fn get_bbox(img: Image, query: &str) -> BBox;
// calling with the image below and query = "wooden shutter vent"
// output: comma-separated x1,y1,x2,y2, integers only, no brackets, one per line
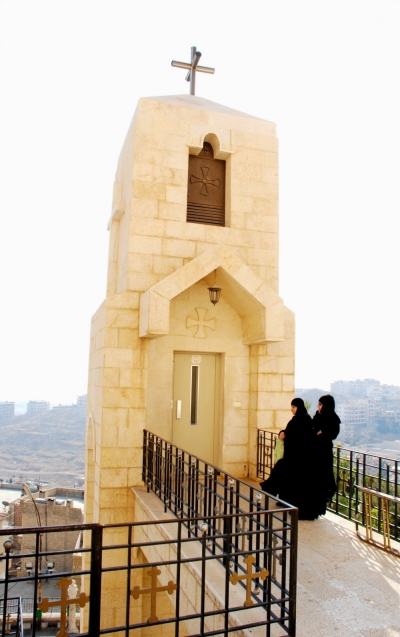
187,142,225,226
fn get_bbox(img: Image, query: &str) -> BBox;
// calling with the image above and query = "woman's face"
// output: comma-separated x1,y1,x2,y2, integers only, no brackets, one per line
290,405,297,415
318,402,323,412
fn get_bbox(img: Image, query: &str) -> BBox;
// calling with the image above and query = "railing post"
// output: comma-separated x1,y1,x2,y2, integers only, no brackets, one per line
355,457,360,527
335,446,341,514
1,540,13,637
88,524,102,637
288,508,298,636
200,522,208,636
269,431,274,475
395,460,399,542
142,430,147,484
348,450,354,519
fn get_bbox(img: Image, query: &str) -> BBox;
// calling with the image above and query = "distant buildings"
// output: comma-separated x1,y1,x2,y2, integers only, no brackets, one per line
0,396,87,418
77,394,87,409
336,398,368,442
331,378,381,398
0,401,15,420
27,400,50,415
331,378,400,442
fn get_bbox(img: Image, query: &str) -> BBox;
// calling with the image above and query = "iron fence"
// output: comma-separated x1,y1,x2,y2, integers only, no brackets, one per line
0,597,23,637
257,430,278,481
257,429,400,541
0,431,298,637
1,515,297,637
143,430,298,635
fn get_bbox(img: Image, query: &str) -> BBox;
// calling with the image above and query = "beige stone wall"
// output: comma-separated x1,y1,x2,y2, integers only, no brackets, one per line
85,95,295,527
146,279,250,473
108,96,280,298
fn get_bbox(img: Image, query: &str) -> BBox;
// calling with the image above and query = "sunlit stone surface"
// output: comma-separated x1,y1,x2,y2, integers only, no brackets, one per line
296,512,400,636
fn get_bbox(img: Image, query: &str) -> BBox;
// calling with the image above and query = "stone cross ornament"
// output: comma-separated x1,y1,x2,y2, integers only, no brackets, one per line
171,46,215,95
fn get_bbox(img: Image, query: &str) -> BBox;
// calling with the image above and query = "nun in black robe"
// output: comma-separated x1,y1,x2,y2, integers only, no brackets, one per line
260,398,315,519
311,394,341,517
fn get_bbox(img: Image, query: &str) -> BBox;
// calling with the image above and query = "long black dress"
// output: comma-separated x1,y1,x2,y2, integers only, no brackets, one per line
311,410,341,516
260,412,315,519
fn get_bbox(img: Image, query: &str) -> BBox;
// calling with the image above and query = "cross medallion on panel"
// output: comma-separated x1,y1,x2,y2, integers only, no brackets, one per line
190,166,220,196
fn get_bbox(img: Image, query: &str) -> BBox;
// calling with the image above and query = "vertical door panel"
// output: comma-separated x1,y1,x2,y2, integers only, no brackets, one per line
172,353,216,464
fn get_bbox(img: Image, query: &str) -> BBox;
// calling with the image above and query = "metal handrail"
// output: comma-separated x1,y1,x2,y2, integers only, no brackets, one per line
0,432,299,637
143,429,298,635
355,484,400,555
0,597,23,637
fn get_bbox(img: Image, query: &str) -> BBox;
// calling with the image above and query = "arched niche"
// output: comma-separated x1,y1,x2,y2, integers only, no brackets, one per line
187,138,226,226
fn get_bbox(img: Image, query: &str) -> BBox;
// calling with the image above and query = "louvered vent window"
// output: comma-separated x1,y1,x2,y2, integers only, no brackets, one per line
187,142,225,226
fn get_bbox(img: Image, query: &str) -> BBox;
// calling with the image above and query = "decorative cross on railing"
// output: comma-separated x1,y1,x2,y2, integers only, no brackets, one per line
190,166,220,196
0,613,11,634
131,566,178,624
182,479,188,504
271,536,283,582
229,554,268,607
214,502,222,532
171,46,215,95
197,485,205,516
186,308,215,338
38,577,89,637
239,515,247,552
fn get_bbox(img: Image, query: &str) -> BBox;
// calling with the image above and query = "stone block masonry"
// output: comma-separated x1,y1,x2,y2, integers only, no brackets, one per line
85,94,295,534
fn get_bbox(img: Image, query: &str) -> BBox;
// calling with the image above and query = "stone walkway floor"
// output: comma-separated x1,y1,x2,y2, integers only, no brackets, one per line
296,511,400,636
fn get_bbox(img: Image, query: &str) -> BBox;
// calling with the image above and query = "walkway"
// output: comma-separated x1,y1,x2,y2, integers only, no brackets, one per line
296,512,400,636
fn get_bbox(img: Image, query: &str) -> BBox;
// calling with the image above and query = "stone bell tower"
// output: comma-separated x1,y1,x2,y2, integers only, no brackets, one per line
85,93,295,526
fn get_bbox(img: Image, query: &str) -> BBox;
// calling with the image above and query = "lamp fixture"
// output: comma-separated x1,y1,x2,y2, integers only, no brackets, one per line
208,287,221,305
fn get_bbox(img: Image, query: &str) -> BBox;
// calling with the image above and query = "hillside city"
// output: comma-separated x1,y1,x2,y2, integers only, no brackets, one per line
1,379,400,489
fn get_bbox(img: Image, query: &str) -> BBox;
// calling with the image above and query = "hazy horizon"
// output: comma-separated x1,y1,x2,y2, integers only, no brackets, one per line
5,376,400,408
1,1,400,401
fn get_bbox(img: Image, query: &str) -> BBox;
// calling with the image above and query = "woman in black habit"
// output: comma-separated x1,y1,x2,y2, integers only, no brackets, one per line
260,398,315,519
312,394,341,517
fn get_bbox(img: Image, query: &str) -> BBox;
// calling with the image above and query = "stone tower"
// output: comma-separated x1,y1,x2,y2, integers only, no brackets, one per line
85,94,295,526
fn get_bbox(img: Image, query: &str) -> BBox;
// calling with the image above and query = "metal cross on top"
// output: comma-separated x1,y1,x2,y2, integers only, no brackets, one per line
171,46,215,95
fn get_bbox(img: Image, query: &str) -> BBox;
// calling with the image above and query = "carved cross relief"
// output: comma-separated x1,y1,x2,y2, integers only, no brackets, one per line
190,166,220,196
186,308,215,338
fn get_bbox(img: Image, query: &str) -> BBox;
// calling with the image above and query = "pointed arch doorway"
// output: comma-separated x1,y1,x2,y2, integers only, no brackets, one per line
172,352,221,465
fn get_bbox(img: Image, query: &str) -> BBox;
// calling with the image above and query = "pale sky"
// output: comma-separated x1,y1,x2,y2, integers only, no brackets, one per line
0,0,399,404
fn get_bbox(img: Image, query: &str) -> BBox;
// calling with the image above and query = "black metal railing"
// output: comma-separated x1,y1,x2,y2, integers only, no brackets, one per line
143,430,298,635
1,515,296,637
0,598,23,637
257,429,278,480
257,429,400,541
0,432,298,637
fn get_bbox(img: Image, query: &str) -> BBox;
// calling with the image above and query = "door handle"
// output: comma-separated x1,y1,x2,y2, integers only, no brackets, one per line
176,400,182,419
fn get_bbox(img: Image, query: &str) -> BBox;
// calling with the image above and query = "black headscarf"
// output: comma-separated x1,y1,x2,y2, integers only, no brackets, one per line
319,395,336,412
291,397,308,416
316,394,340,441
